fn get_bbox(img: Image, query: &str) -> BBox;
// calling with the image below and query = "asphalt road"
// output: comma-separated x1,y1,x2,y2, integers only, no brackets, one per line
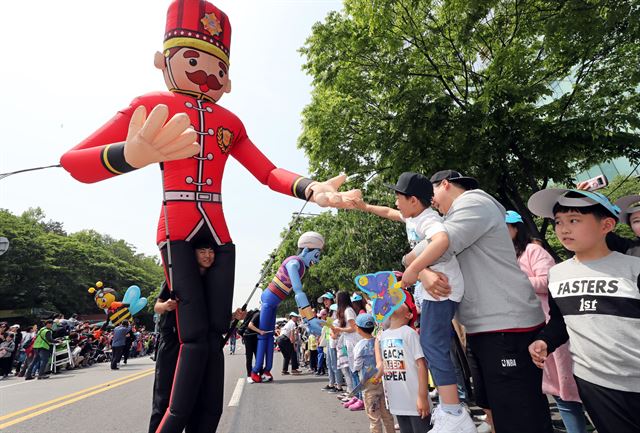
0,345,571,433
0,346,370,433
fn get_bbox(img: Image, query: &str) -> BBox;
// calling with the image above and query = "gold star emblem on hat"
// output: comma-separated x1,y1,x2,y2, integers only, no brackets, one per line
201,12,222,36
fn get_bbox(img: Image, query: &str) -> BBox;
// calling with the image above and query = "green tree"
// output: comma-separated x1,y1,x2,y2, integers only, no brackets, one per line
0,208,164,322
299,0,640,243
258,182,409,315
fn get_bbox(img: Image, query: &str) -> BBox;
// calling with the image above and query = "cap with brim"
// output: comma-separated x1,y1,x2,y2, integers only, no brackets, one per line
402,289,419,329
289,312,300,318
317,292,335,303
505,210,523,224
615,195,640,225
528,189,620,219
351,293,363,302
384,172,433,202
355,313,375,329
329,304,337,311
429,170,479,190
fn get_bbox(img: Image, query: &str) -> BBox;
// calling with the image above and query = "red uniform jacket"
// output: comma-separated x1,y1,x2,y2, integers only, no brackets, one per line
61,91,311,245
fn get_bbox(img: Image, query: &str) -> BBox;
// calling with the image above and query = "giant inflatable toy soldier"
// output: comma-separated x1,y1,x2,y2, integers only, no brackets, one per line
251,231,325,383
60,1,358,432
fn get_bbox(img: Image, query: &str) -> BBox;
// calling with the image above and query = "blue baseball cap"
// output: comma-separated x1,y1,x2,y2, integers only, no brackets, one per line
528,189,620,220
351,293,363,302
355,313,375,329
505,210,523,224
329,303,337,312
317,292,335,303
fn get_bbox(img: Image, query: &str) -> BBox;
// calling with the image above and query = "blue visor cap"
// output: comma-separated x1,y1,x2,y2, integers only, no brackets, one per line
351,293,363,302
317,292,335,303
528,189,620,220
355,313,375,329
505,210,523,224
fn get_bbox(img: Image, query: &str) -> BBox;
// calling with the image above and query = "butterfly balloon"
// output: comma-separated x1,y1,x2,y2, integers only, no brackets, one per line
354,271,406,323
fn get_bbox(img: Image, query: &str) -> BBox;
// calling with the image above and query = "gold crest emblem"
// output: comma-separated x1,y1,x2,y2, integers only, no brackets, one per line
217,128,233,154
201,12,222,36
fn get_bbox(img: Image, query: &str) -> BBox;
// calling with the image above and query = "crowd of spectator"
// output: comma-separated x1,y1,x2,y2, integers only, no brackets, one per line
0,313,158,380
233,172,640,433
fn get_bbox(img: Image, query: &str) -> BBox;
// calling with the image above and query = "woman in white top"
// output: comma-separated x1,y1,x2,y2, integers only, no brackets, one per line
332,291,362,406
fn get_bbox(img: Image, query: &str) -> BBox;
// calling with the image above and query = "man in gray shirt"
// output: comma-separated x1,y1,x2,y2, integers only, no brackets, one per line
417,170,551,433
110,321,132,370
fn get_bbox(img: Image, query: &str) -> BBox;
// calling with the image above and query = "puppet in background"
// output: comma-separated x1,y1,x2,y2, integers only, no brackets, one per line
60,1,359,431
250,232,325,384
88,281,148,328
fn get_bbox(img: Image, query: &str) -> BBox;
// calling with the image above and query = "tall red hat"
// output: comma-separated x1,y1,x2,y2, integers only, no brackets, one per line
163,0,232,65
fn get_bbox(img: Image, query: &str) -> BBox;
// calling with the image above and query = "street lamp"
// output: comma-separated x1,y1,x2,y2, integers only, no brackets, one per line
0,237,9,256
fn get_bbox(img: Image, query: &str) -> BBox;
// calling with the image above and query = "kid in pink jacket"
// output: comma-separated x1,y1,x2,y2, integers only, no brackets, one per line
506,211,587,433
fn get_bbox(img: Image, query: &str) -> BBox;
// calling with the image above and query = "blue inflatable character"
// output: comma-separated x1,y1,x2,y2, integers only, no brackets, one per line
250,231,325,383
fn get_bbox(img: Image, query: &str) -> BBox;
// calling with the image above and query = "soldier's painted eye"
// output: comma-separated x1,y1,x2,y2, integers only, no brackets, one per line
219,70,225,78
189,59,197,67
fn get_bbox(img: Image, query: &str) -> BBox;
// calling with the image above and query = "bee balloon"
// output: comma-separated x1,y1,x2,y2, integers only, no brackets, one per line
88,281,148,327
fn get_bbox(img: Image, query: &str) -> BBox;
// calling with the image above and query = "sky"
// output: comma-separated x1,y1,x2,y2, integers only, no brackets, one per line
0,0,343,308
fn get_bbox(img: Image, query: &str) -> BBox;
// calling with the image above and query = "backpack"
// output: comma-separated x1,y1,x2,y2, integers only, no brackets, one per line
24,336,36,357
237,310,257,337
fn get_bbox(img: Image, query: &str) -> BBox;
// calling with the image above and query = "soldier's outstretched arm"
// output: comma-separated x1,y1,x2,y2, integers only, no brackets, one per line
61,103,199,183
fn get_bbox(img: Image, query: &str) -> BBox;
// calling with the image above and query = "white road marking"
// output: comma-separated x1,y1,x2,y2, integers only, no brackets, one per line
227,378,244,407
0,380,35,390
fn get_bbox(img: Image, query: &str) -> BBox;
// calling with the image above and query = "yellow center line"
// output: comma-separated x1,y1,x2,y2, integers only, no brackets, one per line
0,368,154,430
0,368,153,421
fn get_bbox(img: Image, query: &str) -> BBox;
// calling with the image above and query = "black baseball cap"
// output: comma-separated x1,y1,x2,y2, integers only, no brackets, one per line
430,170,479,190
385,172,433,202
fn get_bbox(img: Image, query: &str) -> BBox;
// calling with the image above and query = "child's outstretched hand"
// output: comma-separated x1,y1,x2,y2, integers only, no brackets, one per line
352,196,369,211
528,340,548,369
416,395,430,419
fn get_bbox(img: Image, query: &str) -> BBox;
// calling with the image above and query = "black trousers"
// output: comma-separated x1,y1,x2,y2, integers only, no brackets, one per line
309,349,318,371
148,331,179,433
467,329,553,433
575,375,640,433
0,356,12,376
156,241,235,433
278,337,298,372
243,336,258,377
111,346,124,369
123,341,133,363
396,415,432,433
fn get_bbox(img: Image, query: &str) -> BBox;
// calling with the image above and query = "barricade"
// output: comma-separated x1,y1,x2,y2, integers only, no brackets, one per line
49,338,74,373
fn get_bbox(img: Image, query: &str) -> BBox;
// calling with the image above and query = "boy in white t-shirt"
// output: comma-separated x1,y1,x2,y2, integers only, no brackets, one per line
356,172,475,433
375,290,430,433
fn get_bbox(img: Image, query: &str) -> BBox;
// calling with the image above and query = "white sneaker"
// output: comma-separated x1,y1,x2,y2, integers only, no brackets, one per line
476,421,492,433
430,406,477,433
